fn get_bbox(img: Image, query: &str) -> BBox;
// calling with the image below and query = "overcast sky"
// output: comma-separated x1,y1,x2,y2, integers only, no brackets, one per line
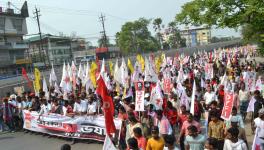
4,0,240,45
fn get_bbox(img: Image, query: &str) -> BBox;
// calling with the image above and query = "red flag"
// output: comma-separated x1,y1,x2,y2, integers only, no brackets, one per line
96,75,116,135
22,67,32,88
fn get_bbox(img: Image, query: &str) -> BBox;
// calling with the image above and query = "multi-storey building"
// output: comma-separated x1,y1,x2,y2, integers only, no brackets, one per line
0,1,29,76
180,27,211,47
27,34,87,66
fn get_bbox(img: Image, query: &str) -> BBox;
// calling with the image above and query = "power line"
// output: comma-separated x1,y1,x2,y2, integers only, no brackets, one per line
99,13,108,49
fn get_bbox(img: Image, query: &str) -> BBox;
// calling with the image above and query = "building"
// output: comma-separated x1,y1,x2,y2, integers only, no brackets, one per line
27,34,87,66
0,1,29,76
180,27,211,47
96,47,121,60
73,49,95,64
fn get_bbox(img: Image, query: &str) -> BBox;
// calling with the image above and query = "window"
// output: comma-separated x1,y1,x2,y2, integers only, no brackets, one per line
0,17,4,30
12,19,23,32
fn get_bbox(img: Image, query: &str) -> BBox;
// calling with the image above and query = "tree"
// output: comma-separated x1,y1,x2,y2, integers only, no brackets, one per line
166,21,186,48
176,0,264,52
116,18,159,54
153,18,163,49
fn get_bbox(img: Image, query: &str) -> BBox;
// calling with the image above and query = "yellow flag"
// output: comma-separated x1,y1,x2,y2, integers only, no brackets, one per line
90,61,97,88
136,54,145,71
127,58,134,74
109,61,113,76
34,68,41,92
155,56,162,73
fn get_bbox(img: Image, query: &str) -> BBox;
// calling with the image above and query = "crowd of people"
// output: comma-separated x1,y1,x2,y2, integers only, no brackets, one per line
0,46,264,150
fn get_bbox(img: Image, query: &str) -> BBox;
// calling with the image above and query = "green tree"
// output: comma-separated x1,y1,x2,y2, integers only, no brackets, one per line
166,21,186,48
176,0,264,52
116,18,159,54
153,18,163,49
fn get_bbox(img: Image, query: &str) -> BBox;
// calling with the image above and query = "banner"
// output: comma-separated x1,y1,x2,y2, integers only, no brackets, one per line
22,110,122,141
163,78,171,94
221,92,234,120
135,82,145,111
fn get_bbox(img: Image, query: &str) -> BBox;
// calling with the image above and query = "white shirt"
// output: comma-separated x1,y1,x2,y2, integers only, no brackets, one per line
87,102,97,114
39,104,49,115
73,100,87,113
80,100,88,112
62,106,67,116
204,92,216,105
254,117,264,143
223,139,247,150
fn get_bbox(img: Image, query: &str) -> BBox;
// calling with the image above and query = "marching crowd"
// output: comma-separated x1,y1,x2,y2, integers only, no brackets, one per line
1,46,264,150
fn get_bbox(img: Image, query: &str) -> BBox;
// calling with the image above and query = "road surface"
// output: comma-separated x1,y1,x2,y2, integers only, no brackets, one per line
0,131,103,150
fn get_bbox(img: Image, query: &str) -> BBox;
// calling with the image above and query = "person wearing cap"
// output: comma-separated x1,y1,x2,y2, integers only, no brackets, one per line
146,126,165,150
225,107,244,129
253,108,264,149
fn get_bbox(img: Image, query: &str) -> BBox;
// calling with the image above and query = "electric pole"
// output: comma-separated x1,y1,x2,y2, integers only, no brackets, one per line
99,13,108,49
33,7,50,67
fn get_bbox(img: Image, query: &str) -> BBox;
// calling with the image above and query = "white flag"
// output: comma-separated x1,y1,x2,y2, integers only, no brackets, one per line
190,80,196,115
49,63,57,86
77,63,84,85
120,58,129,88
150,84,163,110
42,76,49,100
103,135,117,150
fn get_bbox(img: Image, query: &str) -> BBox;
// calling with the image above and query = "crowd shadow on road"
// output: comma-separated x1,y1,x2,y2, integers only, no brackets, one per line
0,136,14,140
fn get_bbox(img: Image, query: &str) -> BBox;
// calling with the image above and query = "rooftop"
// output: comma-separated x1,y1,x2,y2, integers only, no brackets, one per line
25,34,71,42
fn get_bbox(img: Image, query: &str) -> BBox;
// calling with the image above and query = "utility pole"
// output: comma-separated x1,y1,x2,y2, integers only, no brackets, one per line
99,13,108,49
33,7,50,67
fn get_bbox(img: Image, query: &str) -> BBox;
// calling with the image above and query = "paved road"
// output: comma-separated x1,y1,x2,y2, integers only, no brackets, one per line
0,131,103,150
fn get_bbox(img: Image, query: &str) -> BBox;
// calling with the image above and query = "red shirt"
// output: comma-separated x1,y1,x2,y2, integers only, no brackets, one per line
164,108,178,125
178,113,188,127
136,136,147,150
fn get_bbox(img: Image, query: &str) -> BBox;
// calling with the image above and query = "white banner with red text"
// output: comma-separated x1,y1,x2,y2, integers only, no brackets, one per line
221,92,234,120
22,110,122,141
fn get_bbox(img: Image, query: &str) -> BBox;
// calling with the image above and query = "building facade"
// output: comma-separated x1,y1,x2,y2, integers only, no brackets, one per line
180,27,211,47
0,1,29,76
27,34,87,66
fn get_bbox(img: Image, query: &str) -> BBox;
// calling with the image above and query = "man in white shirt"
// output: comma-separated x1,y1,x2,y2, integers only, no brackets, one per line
73,97,87,115
203,86,217,106
87,96,97,116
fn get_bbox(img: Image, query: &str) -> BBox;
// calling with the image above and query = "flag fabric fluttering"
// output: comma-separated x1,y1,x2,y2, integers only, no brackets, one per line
150,84,163,110
103,134,117,150
96,75,116,135
49,63,57,86
136,54,145,71
42,76,49,100
127,58,134,74
22,67,32,88
34,68,41,93
109,61,114,76
60,62,72,93
190,80,196,115
120,58,129,88
90,61,98,88
71,61,77,90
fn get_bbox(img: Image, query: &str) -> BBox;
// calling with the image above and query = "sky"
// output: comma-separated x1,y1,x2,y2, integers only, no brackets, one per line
3,0,240,46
